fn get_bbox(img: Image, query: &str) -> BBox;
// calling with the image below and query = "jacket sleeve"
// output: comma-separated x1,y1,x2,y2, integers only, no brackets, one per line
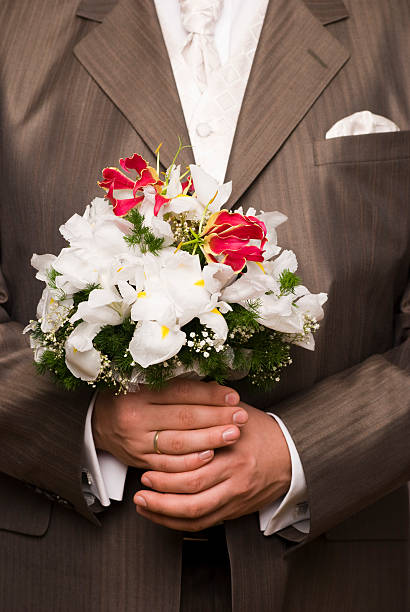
273,278,410,544
0,267,97,523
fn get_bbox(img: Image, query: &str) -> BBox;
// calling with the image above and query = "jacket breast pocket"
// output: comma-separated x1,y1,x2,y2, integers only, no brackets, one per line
312,130,410,166
0,472,52,537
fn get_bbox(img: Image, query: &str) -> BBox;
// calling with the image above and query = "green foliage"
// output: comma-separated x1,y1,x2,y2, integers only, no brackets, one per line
245,329,291,390
279,269,302,296
35,349,83,391
46,267,62,290
124,208,164,254
225,301,261,333
93,318,136,375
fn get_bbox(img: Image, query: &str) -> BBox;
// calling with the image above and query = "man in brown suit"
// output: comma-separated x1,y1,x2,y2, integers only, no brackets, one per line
0,0,409,610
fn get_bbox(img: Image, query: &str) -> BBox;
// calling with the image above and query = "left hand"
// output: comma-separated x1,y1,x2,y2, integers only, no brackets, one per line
133,403,292,532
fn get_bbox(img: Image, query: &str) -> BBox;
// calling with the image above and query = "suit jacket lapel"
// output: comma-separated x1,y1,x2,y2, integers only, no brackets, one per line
74,0,194,169
74,0,349,203
226,0,350,207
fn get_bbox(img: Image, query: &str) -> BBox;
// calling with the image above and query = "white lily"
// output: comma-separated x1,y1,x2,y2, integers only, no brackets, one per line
292,291,328,350
70,287,127,325
166,165,232,220
129,321,186,368
161,250,216,326
199,301,231,343
37,287,73,333
202,262,236,294
130,288,177,328
60,199,131,254
31,253,57,283
221,261,274,303
52,248,99,294
137,186,175,245
189,165,232,213
65,322,102,381
164,164,183,198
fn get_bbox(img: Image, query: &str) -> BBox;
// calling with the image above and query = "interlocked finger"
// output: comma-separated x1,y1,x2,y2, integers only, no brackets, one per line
141,459,229,494
142,450,215,473
149,425,240,455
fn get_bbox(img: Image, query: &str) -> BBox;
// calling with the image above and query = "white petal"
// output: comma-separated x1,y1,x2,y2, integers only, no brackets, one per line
65,322,102,381
164,164,183,198
70,288,124,325
167,195,203,218
162,251,211,325
149,215,174,245
189,165,232,211
31,253,57,282
293,332,316,351
202,263,236,294
199,308,228,342
65,346,101,381
296,292,328,321
271,250,298,276
221,262,273,302
130,290,176,327
129,321,186,367
59,213,93,244
38,289,73,332
66,322,102,351
117,280,138,305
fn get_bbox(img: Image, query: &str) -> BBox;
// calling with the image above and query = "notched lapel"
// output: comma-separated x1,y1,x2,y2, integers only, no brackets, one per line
226,0,350,207
74,0,194,169
76,0,118,22
304,0,349,26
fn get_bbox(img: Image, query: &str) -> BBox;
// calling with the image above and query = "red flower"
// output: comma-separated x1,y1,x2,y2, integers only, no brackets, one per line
98,153,170,216
201,211,267,272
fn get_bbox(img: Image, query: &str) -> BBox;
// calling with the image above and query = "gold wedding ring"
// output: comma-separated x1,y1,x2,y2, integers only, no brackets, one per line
153,430,162,454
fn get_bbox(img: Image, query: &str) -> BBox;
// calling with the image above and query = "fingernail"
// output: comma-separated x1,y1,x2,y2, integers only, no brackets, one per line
141,475,153,488
225,392,239,405
233,410,248,425
134,495,147,507
222,427,238,442
199,450,213,461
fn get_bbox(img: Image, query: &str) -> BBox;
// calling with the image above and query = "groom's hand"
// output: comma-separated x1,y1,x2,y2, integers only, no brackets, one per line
133,403,292,531
92,381,248,472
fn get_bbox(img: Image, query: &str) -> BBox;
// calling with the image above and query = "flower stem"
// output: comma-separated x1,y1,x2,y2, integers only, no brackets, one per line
198,190,218,235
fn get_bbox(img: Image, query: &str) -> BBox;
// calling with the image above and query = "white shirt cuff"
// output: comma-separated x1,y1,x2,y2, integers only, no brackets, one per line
259,413,310,536
82,392,128,507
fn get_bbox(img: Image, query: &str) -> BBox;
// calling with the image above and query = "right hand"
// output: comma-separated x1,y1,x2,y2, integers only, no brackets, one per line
92,380,248,473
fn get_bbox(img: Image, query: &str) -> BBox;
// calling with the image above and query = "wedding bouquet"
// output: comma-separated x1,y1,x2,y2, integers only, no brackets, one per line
25,143,327,393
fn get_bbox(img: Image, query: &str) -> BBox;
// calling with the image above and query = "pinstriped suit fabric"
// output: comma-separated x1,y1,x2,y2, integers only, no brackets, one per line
0,0,409,610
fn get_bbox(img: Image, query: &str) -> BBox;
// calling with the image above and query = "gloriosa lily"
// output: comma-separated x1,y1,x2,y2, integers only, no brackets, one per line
99,153,169,217
201,211,267,272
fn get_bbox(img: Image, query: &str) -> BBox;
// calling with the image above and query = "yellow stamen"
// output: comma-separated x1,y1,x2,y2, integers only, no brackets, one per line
73,348,78,353
211,308,222,316
194,279,205,287
117,267,123,272
155,142,163,155
49,297,55,304
137,290,147,298
255,262,266,274
161,325,170,339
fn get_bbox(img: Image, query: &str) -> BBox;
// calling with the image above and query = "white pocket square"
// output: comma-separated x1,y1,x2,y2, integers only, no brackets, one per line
326,110,400,139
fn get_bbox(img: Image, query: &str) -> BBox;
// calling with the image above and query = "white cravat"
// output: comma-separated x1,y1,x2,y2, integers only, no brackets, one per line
82,0,310,537
180,0,223,92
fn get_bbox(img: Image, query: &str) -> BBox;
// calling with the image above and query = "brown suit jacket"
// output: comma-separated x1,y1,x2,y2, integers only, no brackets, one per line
0,0,409,610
